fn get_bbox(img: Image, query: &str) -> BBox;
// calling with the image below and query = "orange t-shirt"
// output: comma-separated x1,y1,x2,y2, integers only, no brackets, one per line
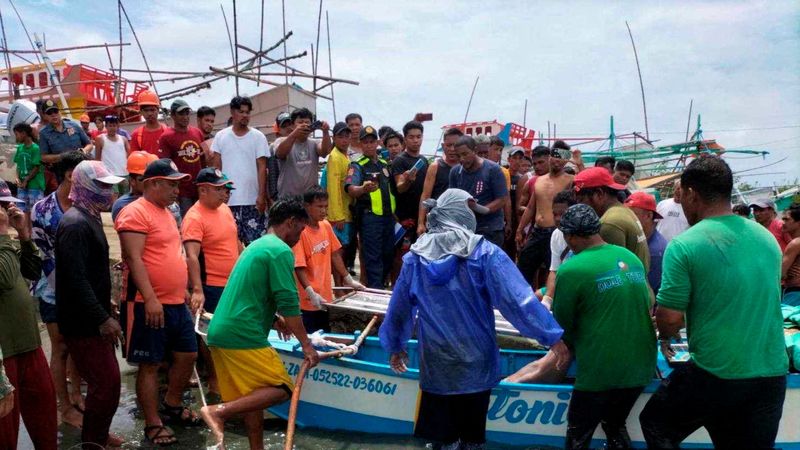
181,202,239,287
115,197,188,305
292,220,342,311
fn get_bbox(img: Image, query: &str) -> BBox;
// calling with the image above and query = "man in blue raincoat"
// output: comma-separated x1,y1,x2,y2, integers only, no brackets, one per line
379,188,563,450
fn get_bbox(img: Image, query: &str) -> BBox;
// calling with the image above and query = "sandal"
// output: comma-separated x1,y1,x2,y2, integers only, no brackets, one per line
160,402,202,427
144,425,177,447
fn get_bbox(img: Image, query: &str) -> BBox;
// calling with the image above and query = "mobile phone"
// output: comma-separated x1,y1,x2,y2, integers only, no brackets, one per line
412,158,426,172
369,172,379,182
310,120,323,131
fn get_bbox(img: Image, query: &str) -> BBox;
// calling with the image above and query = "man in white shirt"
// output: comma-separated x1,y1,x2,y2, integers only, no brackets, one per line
541,189,576,309
656,180,689,241
210,96,269,245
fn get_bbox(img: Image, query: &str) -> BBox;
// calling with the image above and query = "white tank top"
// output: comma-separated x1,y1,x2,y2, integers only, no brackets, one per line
100,134,128,176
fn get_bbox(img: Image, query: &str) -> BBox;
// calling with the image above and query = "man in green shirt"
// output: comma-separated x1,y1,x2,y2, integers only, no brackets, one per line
202,197,319,450
574,166,650,272
12,123,45,216
552,204,655,449
640,156,788,449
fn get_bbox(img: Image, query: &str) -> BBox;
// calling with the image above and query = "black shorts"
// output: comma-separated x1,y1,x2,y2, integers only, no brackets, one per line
38,298,57,324
202,285,225,314
127,303,198,364
414,389,491,445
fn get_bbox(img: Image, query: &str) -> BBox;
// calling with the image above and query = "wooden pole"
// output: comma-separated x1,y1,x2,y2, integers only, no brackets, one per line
625,21,650,140
117,0,123,105
326,10,337,122
233,0,239,96
209,66,334,101
281,0,288,85
220,4,236,73
119,0,160,98
684,99,693,143
462,76,479,125
0,42,131,54
7,0,39,64
257,0,264,86
240,71,357,86
313,0,323,92
0,5,15,100
523,99,528,128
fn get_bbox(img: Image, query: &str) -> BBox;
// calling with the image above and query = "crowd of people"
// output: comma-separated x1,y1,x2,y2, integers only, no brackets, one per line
0,89,793,450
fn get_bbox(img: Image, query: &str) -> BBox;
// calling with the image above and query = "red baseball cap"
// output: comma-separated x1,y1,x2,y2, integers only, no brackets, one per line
573,166,626,192
625,191,663,219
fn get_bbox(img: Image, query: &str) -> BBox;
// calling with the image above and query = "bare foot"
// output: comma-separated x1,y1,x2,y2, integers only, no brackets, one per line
200,405,225,449
106,432,124,449
60,405,83,429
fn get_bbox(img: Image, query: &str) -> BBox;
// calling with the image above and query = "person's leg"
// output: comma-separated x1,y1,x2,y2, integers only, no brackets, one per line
564,389,606,450
128,303,170,431
599,386,645,449
456,390,492,447
137,364,163,426
243,410,265,450
16,348,58,450
359,214,384,289
163,305,199,410
414,390,460,446
0,353,21,449
65,335,121,448
380,216,396,285
199,285,223,397
201,386,289,448
516,228,552,286
42,310,83,428
639,364,709,449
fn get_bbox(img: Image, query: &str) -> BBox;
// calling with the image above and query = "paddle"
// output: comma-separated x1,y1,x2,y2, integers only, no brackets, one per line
284,314,380,450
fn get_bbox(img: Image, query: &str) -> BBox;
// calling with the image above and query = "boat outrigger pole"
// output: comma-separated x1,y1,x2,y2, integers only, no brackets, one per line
33,32,72,119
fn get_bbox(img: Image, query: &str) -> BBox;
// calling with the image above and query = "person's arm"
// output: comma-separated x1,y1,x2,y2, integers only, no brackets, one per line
552,267,580,349
516,176,530,215
570,149,585,173
23,165,39,188
0,345,13,419
94,135,104,161
484,166,509,214
599,222,627,248
123,136,131,155
654,241,691,341
516,183,537,246
39,133,59,164
655,306,685,340
503,194,513,238
378,262,416,355
79,127,93,154
316,122,332,157
119,232,164,328
56,222,111,329
275,130,301,159
183,241,204,314
272,249,318,367
345,164,375,199
417,161,438,235
393,159,418,194
256,156,267,212
8,207,40,281
487,249,563,346
326,156,346,226
782,240,800,279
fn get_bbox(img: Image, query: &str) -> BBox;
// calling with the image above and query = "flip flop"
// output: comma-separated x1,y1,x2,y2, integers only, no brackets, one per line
144,425,177,447
160,403,202,427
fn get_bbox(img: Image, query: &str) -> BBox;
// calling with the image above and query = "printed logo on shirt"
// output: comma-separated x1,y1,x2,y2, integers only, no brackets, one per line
475,180,484,195
311,239,330,255
667,210,680,218
177,140,202,163
595,260,645,293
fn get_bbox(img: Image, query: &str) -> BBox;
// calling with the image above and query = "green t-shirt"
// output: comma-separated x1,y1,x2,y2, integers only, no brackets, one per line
600,205,650,272
554,244,656,391
657,214,789,379
206,234,301,350
13,143,45,191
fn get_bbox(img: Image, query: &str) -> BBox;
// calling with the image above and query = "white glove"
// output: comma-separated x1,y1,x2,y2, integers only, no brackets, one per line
309,330,346,350
305,286,326,309
541,295,553,311
343,275,365,291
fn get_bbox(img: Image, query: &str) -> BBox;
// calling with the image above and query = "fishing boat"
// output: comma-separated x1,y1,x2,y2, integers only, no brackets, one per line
262,331,800,449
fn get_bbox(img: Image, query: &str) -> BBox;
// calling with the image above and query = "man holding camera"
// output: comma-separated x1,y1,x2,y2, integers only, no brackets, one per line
274,107,332,197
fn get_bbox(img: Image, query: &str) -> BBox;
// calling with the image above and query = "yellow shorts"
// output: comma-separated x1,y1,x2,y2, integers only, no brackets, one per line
209,346,294,402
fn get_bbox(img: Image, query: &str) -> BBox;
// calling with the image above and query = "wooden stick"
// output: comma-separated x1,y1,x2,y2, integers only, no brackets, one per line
233,0,239,96
0,5,15,100
119,0,159,97
325,10,336,122
220,4,235,73
0,42,130,54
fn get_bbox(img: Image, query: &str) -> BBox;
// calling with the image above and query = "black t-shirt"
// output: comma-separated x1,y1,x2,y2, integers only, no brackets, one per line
390,152,428,222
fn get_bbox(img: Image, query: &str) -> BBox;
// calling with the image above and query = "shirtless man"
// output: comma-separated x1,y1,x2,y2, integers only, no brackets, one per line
516,146,551,219
516,146,574,286
781,205,800,306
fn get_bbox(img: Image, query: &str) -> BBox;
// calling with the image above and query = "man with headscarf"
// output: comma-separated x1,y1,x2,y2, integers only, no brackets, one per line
379,188,563,450
55,160,125,448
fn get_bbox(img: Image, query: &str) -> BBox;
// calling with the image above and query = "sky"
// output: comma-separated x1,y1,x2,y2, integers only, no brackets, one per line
9,0,800,188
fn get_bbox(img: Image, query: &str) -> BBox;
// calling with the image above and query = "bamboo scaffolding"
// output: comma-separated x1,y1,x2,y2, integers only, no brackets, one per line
0,42,131,54
119,0,159,97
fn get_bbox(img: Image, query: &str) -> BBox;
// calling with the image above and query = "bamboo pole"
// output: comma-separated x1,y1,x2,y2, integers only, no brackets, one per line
0,5,15,99
7,0,39,64
325,10,336,122
238,70,358,86
210,66,334,101
462,76,479,125
0,42,131,54
282,0,288,85
625,21,649,140
233,0,239,96
115,68,207,75
257,0,264,86
313,0,323,92
220,4,235,72
119,0,160,97
116,0,123,104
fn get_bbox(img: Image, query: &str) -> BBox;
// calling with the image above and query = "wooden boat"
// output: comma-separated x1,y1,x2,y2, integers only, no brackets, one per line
262,331,800,449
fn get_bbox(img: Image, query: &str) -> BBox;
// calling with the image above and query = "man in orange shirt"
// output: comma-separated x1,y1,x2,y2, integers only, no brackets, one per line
293,186,364,333
182,167,239,402
115,159,200,446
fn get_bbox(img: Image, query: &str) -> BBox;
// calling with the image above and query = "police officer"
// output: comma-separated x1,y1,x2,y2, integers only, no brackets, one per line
345,125,396,289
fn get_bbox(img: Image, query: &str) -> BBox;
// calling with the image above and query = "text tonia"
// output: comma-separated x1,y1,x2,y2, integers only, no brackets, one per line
487,389,571,425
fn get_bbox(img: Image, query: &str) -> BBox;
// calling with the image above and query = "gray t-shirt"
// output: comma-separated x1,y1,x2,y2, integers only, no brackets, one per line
275,137,320,197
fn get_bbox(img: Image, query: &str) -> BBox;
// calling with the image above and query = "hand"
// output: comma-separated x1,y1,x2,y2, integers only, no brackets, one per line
189,290,205,315
515,231,526,249
0,391,13,419
320,121,330,132
416,224,426,236
6,205,28,240
256,193,267,214
362,181,378,193
659,339,676,359
18,179,27,189
305,286,326,309
265,196,274,210
405,169,417,183
551,341,573,372
389,351,408,374
273,315,293,341
571,149,582,161
343,275,365,291
99,316,124,347
302,342,320,369
292,124,311,139
331,221,345,231
541,295,553,311
144,300,164,328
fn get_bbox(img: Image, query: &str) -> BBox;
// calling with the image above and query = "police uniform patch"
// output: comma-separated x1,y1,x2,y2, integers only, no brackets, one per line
382,168,389,177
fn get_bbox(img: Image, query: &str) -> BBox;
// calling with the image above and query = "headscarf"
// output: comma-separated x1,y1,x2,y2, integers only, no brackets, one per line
410,188,484,261
558,203,601,237
68,160,115,220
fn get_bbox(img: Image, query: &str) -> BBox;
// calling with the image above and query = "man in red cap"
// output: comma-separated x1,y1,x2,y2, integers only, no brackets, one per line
574,167,650,272
625,191,668,296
